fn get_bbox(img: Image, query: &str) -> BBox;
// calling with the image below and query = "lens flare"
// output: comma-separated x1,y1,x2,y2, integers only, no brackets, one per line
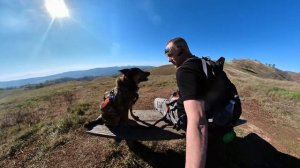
45,0,69,18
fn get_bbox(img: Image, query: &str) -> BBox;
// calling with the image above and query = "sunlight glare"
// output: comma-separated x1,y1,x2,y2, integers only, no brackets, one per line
45,0,69,18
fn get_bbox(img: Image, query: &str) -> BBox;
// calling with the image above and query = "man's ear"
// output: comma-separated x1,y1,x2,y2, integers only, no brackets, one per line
178,50,183,56
119,69,131,77
177,48,184,56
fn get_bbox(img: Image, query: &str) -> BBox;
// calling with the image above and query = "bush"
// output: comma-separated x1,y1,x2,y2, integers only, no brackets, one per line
70,102,91,115
57,117,74,134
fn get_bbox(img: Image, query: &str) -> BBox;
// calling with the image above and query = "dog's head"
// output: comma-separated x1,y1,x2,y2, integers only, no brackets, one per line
119,68,150,84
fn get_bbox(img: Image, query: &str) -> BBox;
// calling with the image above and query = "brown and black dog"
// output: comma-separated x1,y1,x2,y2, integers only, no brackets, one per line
84,68,150,129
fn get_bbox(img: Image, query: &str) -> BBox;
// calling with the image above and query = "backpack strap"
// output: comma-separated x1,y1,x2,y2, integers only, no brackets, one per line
201,58,208,78
182,56,209,78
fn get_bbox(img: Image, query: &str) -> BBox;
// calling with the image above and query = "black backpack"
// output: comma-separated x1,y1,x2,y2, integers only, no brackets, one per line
155,57,242,131
201,57,242,127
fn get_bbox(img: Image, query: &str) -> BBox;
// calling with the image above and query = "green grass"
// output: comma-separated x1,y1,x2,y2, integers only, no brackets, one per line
56,111,86,134
69,101,92,115
270,87,300,100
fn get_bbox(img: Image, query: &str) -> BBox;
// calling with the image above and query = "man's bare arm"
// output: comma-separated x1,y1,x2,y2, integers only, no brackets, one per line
184,100,208,168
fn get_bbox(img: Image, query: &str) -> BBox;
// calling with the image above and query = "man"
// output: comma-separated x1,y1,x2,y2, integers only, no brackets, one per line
165,37,208,168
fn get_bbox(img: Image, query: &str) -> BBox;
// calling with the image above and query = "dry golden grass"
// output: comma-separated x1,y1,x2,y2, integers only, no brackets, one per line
225,61,300,156
0,60,299,167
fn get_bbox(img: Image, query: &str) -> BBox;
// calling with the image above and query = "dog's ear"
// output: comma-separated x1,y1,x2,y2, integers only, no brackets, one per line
119,69,132,77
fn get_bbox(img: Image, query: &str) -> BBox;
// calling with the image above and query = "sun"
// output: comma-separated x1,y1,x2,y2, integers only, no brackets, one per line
45,0,69,18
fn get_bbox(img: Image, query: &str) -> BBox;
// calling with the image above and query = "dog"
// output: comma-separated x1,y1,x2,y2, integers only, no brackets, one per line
84,68,150,129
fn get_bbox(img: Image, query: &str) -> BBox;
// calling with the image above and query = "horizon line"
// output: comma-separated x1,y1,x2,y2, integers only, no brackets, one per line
0,64,159,82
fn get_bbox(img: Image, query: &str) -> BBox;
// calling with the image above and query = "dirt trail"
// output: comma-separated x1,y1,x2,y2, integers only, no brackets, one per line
242,122,271,141
239,100,300,158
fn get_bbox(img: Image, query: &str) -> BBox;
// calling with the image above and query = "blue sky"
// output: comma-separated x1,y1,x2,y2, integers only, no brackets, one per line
0,0,300,81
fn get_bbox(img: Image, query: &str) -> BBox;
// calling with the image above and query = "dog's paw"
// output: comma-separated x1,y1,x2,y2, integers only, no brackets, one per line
84,118,104,130
84,121,94,130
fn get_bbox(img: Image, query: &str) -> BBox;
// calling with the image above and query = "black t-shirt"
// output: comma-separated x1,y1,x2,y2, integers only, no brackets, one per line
176,56,208,114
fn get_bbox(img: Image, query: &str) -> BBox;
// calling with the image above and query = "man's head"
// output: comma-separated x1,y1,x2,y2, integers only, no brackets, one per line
165,37,192,68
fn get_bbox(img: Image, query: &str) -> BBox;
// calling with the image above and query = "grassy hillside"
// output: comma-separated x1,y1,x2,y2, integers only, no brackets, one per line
288,72,300,83
0,60,299,167
229,59,292,81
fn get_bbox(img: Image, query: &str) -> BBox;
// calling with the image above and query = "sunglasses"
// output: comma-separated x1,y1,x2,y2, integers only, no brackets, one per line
164,47,172,55
164,42,186,55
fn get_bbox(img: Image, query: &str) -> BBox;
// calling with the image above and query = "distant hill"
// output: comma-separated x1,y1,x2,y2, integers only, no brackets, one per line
227,59,294,81
0,66,154,88
1,58,299,89
149,64,176,75
287,71,300,83
152,59,300,83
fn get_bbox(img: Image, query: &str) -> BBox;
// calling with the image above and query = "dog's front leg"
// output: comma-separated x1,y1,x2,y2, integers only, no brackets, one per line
119,106,129,125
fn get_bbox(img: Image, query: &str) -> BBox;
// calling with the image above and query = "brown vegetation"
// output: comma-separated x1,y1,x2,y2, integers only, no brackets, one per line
0,59,299,167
